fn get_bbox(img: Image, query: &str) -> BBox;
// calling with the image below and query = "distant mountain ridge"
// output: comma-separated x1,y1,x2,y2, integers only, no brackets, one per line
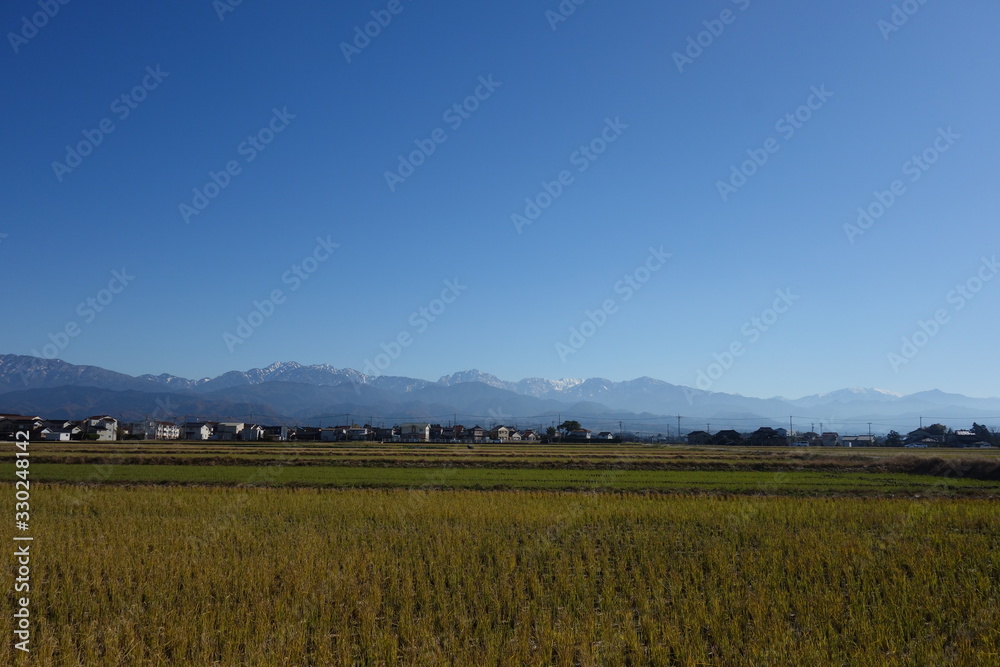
1,354,998,433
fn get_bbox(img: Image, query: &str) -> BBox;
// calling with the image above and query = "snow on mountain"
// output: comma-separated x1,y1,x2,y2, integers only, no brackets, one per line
436,370,508,390
4,355,1000,432
196,362,367,391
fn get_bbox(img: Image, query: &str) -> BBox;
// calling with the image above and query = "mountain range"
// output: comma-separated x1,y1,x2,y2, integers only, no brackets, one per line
1,354,998,435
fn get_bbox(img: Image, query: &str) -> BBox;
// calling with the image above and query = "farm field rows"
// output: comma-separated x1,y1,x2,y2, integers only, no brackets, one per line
3,485,997,665
11,441,999,496
6,441,998,664
10,463,1000,496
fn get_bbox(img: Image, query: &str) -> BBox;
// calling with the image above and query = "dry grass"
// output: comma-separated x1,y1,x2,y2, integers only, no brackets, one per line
3,484,998,665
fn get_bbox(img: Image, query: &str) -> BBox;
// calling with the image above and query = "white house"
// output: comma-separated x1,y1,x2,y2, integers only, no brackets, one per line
130,420,180,440
183,422,215,441
81,416,118,441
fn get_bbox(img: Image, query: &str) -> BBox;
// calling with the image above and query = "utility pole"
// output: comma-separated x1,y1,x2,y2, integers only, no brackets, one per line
619,420,623,441
707,423,711,435
677,415,681,439
868,422,872,441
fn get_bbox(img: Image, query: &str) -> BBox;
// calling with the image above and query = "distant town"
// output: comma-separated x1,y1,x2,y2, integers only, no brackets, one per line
1,413,996,448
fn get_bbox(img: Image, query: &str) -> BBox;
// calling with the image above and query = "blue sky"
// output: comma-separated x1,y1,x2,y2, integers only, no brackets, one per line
3,0,998,399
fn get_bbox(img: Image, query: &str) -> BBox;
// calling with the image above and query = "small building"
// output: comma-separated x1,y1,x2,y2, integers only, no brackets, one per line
348,426,370,441
320,427,347,442
820,432,841,447
713,429,744,446
373,426,398,442
80,416,119,441
399,423,431,442
465,425,487,443
841,435,876,447
241,425,265,441
214,423,245,440
0,415,45,440
687,430,712,445
490,426,513,442
147,420,180,440
183,422,216,441
262,425,289,442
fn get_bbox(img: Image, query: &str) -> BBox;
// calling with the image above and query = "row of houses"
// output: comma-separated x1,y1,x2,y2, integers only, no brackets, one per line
4,411,993,447
683,425,993,448
0,414,122,442
0,414,293,442
0,414,546,444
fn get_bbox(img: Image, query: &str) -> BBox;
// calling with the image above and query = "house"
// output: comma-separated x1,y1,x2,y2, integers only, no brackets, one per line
262,425,289,441
293,427,322,442
566,429,592,441
241,425,265,441
40,420,81,441
687,430,712,445
841,435,875,447
820,432,841,447
80,416,118,441
465,425,487,443
595,431,615,441
320,427,347,442
905,429,946,445
749,427,786,447
521,429,540,442
348,426,370,441
0,415,45,440
373,426,398,442
399,423,431,442
214,423,245,440
441,425,465,441
952,430,979,447
712,429,744,446
128,420,179,440
490,425,513,442
183,422,216,441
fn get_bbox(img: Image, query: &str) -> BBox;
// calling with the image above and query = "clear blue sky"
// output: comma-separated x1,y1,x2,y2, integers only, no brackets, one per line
3,0,998,398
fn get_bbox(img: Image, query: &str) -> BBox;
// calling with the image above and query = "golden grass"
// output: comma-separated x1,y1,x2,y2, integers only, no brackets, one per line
4,485,998,665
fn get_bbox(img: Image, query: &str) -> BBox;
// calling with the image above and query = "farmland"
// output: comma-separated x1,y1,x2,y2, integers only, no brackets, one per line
12,440,1000,496
3,442,999,664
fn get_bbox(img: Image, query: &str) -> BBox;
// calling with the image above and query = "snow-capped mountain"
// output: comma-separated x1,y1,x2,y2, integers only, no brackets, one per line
2,354,999,431
436,370,585,397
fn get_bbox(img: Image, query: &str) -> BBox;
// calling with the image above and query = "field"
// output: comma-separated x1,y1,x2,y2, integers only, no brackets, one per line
3,441,999,664
14,440,1000,495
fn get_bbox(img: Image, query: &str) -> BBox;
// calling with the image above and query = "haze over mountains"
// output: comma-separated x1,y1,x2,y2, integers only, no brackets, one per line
1,355,998,434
